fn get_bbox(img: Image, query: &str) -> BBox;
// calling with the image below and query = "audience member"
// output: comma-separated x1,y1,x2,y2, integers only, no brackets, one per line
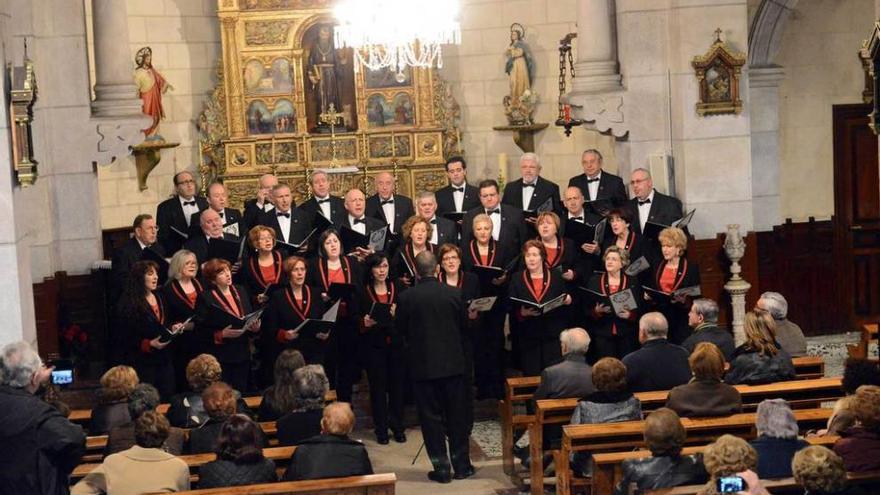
258,349,306,422
725,311,795,385
835,384,880,472
622,312,691,392
613,408,708,495
197,414,278,488
755,291,807,357
89,365,139,435
0,341,86,495
189,382,266,455
681,299,735,360
166,354,247,428
842,358,880,395
105,383,185,456
72,411,189,495
698,434,761,495
793,446,863,495
533,328,596,401
666,342,742,417
277,364,328,446
749,399,808,479
570,357,642,476
282,402,373,481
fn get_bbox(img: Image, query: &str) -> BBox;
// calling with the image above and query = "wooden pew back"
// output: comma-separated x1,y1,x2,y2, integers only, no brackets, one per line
170,473,397,494
646,469,880,494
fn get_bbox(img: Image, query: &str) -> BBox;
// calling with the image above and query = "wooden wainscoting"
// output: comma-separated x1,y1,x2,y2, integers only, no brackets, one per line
689,231,760,329
33,271,109,364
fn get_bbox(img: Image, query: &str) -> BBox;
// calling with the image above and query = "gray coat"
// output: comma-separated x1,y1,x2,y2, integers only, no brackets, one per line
774,319,807,357
533,353,596,402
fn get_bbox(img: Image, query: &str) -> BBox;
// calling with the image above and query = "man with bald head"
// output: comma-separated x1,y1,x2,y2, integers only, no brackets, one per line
189,182,242,237
242,173,281,233
621,312,691,392
283,402,373,481
365,171,414,236
299,170,346,226
183,208,238,266
156,170,208,253
342,188,386,258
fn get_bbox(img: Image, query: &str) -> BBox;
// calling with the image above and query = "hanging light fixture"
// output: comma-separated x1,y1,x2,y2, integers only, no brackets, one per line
333,0,461,78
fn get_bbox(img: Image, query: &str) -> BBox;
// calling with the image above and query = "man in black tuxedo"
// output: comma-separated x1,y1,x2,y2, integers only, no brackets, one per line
435,156,480,217
110,214,165,298
365,171,413,254
183,209,237,266
568,149,628,212
502,152,561,215
299,170,346,227
242,173,279,234
396,251,474,483
156,171,207,254
415,192,458,247
259,184,312,253
189,182,243,238
342,188,386,259
461,179,528,257
628,167,685,262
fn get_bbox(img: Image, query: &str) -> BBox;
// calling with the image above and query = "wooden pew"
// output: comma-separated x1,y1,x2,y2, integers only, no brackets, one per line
646,469,880,495
590,436,838,495
171,473,397,495
526,378,842,495
848,323,878,359
553,408,833,495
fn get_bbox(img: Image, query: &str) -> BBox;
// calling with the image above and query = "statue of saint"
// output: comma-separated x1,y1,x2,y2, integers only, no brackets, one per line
308,25,343,130
134,46,173,141
505,23,534,107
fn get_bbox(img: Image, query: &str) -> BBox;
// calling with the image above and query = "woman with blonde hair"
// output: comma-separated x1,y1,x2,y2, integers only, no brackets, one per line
725,311,795,385
648,226,701,344
392,215,433,287
162,249,202,393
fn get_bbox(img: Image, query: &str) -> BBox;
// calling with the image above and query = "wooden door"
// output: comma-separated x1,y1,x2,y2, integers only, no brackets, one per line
833,104,880,328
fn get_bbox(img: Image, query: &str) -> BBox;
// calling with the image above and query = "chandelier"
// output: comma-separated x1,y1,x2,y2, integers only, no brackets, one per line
333,0,461,77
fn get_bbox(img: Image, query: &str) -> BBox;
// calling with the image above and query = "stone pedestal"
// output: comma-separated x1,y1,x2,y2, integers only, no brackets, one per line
723,224,751,345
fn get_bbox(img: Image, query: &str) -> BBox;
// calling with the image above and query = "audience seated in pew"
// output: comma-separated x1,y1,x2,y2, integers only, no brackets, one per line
614,408,708,495
681,299,735,361
72,411,190,495
623,312,691,393
277,365,328,447
197,414,277,489
167,354,250,429
793,446,864,495
570,357,642,476
258,350,306,422
89,366,138,436
105,383,185,457
189,382,267,455
666,342,742,418
755,291,808,358
834,385,880,472
725,311,795,385
749,399,809,479
841,358,880,395
283,402,373,482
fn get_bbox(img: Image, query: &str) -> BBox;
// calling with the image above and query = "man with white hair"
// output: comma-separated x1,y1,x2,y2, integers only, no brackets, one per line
622,312,692,392
756,292,807,357
365,171,414,236
501,152,561,215
0,341,86,495
533,328,595,401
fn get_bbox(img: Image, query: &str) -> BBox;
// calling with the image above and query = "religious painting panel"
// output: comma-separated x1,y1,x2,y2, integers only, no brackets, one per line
240,0,330,10
365,66,413,89
272,99,297,133
256,140,298,165
244,20,294,47
368,134,412,159
366,94,390,127
302,23,358,132
246,100,273,135
243,58,294,95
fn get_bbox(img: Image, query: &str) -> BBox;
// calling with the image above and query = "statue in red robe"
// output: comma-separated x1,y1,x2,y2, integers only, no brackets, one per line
134,47,173,140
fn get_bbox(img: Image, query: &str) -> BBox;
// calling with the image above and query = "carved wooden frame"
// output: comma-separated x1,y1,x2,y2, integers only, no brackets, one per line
860,21,880,134
691,31,746,117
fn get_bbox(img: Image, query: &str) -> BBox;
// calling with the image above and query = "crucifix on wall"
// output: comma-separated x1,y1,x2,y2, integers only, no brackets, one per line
319,103,345,167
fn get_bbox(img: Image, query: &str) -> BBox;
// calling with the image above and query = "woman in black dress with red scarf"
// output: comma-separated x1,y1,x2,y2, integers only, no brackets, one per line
306,228,361,403
392,216,434,287
648,227,701,345
508,240,572,376
240,226,284,307
357,252,406,445
118,260,182,399
195,258,260,393
162,249,203,392
586,246,642,360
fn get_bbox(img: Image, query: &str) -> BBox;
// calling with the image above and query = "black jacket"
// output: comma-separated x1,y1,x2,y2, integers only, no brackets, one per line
436,183,480,215
628,190,684,237
0,385,86,495
430,215,458,246
750,435,809,479
258,207,314,247
277,409,324,447
681,323,735,360
586,272,642,339
502,176,561,213
725,345,796,385
165,390,250,428
365,193,414,235
397,277,467,381
239,251,284,305
182,233,241,267
621,339,691,392
613,454,708,495
194,285,255,364
198,457,278,488
299,196,346,227
508,267,569,342
282,434,373,481
461,204,529,261
260,284,326,363
243,198,286,235
156,195,208,253
189,207,243,238
189,417,267,454
569,171,628,205
339,215,387,253
110,239,166,297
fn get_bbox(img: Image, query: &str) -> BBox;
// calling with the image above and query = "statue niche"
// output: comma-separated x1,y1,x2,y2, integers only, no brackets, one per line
303,23,357,133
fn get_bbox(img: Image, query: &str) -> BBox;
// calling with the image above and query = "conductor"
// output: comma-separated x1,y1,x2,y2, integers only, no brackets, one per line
396,251,475,483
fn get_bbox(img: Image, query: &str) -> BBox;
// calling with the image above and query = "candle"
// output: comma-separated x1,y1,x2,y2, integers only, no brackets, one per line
390,131,396,158
563,105,571,123
457,129,463,154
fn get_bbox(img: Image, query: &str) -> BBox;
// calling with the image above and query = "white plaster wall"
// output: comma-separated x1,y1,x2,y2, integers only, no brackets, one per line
775,0,873,222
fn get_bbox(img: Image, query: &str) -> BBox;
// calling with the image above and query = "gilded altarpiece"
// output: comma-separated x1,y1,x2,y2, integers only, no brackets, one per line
200,0,462,209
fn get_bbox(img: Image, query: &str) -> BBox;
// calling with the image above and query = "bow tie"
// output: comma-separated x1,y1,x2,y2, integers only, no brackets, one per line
183,200,196,206
638,198,652,206
430,218,437,224
452,186,464,193
586,177,600,184
380,199,394,206
218,211,225,218
486,209,500,215
522,182,535,188
353,217,365,224
316,198,330,204
276,211,290,218
571,216,583,221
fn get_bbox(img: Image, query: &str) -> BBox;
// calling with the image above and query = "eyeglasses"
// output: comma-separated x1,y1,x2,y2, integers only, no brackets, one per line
630,178,648,185
177,179,196,185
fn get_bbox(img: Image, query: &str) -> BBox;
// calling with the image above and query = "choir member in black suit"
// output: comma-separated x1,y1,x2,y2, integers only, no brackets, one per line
299,170,346,226
110,214,165,299
600,208,646,272
341,188,386,262
162,249,204,393
259,184,312,251
586,246,642,360
628,167,685,261
240,226,284,309
366,172,414,253
568,149,628,208
358,252,406,445
156,171,208,254
648,227,701,345
561,186,602,292
416,192,458,246
306,229,362,403
195,258,260,392
183,209,239,267
435,156,480,216
502,152,561,215
242,174,279,234
392,216,434,288
396,251,474,483
508,240,572,377
189,182,244,238
461,179,529,258
461,213,514,399
261,256,326,387
117,260,181,399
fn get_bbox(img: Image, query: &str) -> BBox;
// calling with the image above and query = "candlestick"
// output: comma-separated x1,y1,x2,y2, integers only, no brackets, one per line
390,131,396,158
271,135,277,165
498,152,508,186
456,128,463,155
563,105,571,123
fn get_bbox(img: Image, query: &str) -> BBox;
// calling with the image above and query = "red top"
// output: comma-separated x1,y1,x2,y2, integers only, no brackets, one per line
545,246,559,266
375,292,390,304
659,265,677,293
609,283,619,293
222,291,242,318
529,276,544,299
328,267,346,284
260,264,278,284
185,290,198,307
149,302,161,321
480,253,489,265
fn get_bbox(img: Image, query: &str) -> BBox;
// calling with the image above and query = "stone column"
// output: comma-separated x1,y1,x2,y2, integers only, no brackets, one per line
90,0,142,117
749,66,785,231
723,225,751,346
573,0,623,93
